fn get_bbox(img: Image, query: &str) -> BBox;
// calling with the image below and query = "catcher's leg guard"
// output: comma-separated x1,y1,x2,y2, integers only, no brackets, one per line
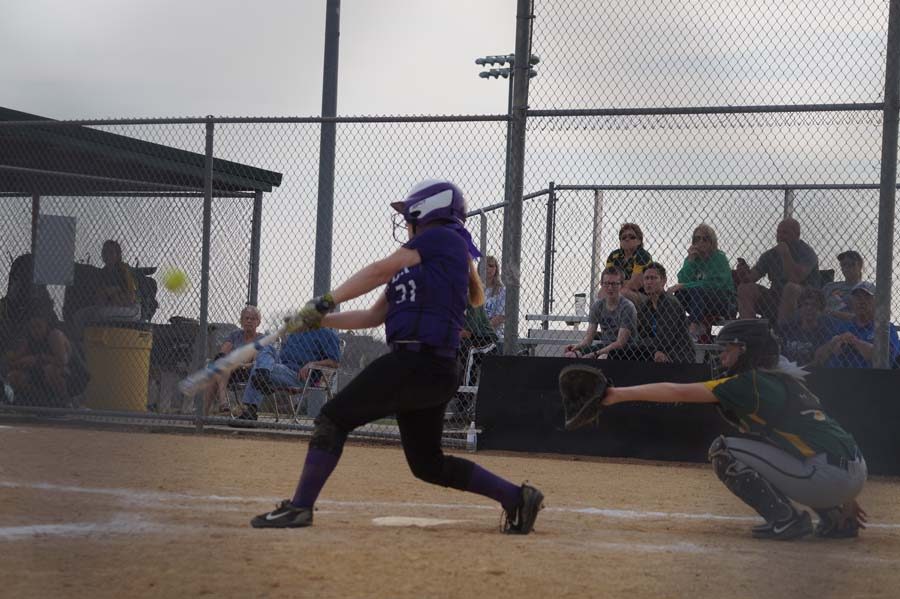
708,436,798,525
558,364,609,430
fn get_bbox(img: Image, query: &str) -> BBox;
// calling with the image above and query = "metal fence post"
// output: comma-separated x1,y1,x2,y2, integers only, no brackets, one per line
195,118,214,428
248,190,263,305
478,212,488,282
313,0,341,297
500,0,535,355
874,0,900,368
782,188,794,219
590,189,604,302
541,183,556,330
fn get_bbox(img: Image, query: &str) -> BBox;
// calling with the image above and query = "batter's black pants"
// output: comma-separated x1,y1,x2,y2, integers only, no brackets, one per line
319,350,475,490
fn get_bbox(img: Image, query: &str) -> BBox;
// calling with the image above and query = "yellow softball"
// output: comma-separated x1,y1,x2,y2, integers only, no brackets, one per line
162,268,189,293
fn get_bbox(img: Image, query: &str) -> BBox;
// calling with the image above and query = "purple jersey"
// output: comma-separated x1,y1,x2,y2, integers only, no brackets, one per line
385,226,469,350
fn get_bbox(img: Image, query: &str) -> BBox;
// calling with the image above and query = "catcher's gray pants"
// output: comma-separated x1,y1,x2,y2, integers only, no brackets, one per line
718,437,867,509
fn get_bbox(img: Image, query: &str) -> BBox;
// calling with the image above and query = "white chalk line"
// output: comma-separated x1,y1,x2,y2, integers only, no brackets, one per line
3,480,900,531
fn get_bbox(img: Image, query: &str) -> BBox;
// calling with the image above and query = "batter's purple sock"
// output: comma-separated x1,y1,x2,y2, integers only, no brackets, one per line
466,463,521,511
290,448,340,508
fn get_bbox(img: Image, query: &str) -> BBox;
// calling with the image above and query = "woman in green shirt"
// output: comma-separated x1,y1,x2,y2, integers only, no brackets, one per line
668,223,735,339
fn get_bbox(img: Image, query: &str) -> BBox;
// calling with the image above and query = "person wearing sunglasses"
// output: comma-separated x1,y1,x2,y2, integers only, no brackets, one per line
605,223,653,303
667,223,735,341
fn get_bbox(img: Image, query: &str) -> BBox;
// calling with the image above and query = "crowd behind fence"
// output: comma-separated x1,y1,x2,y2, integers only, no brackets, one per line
1,0,899,444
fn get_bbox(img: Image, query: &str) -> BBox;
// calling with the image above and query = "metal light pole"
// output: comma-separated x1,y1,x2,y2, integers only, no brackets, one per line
475,45,539,354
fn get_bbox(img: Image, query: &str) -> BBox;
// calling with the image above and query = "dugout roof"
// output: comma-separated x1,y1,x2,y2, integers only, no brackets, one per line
0,107,282,197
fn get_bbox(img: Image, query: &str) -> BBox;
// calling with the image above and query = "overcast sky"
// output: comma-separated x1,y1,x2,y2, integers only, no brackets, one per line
0,0,515,119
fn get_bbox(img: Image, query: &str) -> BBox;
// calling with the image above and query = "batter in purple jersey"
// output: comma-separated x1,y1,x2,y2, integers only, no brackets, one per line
250,179,544,534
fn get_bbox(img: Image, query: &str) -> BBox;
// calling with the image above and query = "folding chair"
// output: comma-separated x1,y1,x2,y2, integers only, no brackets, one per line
451,341,497,423
270,365,340,423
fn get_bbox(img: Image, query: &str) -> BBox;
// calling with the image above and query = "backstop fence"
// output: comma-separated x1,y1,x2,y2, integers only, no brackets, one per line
1,0,898,445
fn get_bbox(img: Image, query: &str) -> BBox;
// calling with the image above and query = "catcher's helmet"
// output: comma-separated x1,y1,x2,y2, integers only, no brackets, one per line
391,180,467,227
717,319,780,373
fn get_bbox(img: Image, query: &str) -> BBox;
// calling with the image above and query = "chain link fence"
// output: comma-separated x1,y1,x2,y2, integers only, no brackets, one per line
1,0,898,445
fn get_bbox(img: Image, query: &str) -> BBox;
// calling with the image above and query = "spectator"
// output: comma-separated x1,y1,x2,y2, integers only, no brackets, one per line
822,250,865,321
668,223,735,340
631,263,695,363
1,254,57,352
2,308,86,407
564,266,636,360
736,218,819,326
204,305,264,415
814,282,900,369
780,287,836,367
234,327,342,421
481,255,505,338
72,240,141,339
605,223,652,303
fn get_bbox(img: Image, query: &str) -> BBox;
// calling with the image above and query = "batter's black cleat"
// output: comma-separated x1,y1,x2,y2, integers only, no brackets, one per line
814,508,860,539
501,483,544,535
251,500,313,529
751,510,812,540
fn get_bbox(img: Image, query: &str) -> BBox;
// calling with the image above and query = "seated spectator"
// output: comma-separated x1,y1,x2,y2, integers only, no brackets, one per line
1,254,57,353
204,305,264,415
630,263,695,363
605,223,652,303
780,287,837,367
735,218,819,326
814,282,900,368
481,255,505,338
564,266,636,360
667,223,735,340
2,308,87,407
234,326,341,421
822,250,866,321
459,303,499,385
72,240,141,340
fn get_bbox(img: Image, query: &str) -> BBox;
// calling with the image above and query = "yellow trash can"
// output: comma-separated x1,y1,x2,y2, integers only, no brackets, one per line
84,324,154,412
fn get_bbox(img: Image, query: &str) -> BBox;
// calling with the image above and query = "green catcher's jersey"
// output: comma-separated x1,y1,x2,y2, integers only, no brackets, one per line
704,370,858,461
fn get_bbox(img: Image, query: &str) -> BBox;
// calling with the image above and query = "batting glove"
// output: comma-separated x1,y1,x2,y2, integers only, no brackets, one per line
286,293,337,333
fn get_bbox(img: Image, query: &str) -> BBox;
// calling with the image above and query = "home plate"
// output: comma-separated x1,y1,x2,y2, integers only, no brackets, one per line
372,516,466,528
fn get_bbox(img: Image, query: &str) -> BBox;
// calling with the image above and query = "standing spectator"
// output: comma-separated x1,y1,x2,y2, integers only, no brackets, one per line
234,327,342,421
668,223,735,340
822,250,865,321
605,223,653,303
481,255,505,338
564,267,636,360
631,263,695,363
780,287,837,367
814,282,900,368
735,218,819,326
204,305,264,415
72,240,141,340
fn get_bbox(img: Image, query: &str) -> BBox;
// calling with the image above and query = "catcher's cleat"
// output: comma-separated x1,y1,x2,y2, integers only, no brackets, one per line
751,510,812,540
502,483,544,535
814,507,861,539
251,500,314,529
558,364,611,430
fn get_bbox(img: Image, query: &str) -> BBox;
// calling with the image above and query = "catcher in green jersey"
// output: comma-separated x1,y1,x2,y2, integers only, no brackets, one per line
559,319,867,540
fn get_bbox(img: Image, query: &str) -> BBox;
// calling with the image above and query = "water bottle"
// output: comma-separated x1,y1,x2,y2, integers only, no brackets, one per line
466,421,477,452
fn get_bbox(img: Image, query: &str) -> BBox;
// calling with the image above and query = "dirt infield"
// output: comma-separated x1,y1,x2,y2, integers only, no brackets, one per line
2,423,899,599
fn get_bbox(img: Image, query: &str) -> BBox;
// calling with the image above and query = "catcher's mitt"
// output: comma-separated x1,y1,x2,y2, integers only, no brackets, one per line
558,364,611,430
